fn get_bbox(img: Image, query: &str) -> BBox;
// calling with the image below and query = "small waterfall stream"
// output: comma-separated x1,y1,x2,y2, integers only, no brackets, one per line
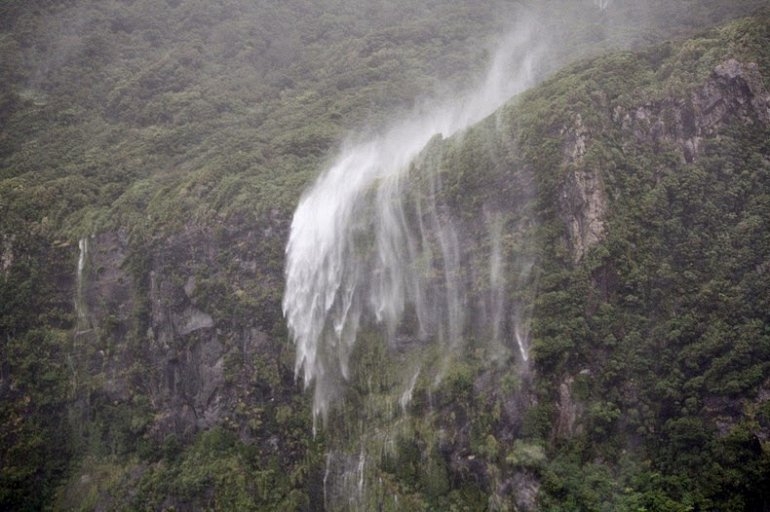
76,236,89,330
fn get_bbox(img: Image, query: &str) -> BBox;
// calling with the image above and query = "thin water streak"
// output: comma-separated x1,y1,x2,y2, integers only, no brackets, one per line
76,236,88,329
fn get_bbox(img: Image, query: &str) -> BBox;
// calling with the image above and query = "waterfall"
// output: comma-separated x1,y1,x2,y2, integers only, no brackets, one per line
76,236,88,330
71,236,91,397
399,368,421,412
283,24,543,425
280,15,554,512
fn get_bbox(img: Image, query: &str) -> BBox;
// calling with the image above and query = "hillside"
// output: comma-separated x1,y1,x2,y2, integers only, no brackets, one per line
1,0,769,510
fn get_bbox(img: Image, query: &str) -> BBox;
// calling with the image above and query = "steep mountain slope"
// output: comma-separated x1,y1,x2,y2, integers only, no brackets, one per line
300,12,770,511
1,0,769,510
449,17,770,511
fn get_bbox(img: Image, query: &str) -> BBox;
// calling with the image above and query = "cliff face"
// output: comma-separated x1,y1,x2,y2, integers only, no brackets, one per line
59,215,323,509
560,55,770,263
616,58,769,163
75,224,279,441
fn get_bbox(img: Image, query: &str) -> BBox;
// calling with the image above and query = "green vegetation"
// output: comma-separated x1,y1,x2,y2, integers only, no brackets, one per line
0,1,517,508
314,9,770,510
507,11,770,509
2,0,770,510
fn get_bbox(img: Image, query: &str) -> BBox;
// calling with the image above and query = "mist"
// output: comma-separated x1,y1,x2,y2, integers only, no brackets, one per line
280,0,769,427
282,5,559,420
2,0,769,509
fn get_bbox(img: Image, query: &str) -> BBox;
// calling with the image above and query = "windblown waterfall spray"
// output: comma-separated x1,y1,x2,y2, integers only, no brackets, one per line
283,23,543,423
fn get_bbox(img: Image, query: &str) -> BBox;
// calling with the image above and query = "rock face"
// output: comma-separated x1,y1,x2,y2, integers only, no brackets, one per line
561,166,607,263
0,235,13,276
701,59,770,129
510,470,540,512
555,375,582,439
615,58,770,164
559,58,770,262
560,114,608,262
74,216,289,445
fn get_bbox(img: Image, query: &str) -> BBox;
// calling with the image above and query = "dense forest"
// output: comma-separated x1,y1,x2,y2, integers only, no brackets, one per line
1,0,770,510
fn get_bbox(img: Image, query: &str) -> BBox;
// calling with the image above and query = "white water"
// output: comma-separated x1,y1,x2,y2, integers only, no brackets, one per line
76,237,88,328
399,368,421,412
323,447,370,511
77,237,87,283
283,23,543,423
513,257,536,362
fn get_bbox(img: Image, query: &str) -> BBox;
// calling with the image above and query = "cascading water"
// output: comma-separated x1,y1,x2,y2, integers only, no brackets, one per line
283,24,543,424
283,17,546,512
76,236,89,330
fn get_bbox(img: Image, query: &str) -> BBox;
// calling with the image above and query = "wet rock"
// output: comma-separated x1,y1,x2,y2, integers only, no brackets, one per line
174,307,214,336
616,58,770,164
555,375,583,439
560,165,606,262
511,470,540,512
72,215,288,442
1,234,13,276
